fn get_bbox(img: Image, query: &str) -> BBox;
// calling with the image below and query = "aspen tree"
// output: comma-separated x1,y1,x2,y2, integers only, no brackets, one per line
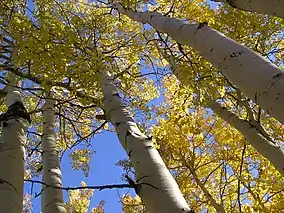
207,100,284,175
112,3,284,125
0,81,28,213
212,0,284,18
101,72,193,213
161,49,284,175
41,92,66,213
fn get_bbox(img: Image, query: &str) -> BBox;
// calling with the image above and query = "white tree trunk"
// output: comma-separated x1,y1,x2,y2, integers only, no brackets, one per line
212,0,284,18
207,100,284,175
41,93,66,213
113,4,284,124
159,48,284,175
0,83,27,213
101,72,192,213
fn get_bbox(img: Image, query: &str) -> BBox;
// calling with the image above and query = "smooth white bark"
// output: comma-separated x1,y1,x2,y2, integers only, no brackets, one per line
113,4,284,124
101,72,192,213
0,83,27,213
212,0,284,18
207,100,284,175
41,93,66,213
159,48,284,175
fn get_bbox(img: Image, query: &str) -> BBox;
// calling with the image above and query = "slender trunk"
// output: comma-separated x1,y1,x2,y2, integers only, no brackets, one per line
187,165,226,213
230,166,270,213
159,47,284,175
101,72,192,213
41,92,66,213
0,82,27,213
113,4,284,124
207,100,284,175
212,0,284,18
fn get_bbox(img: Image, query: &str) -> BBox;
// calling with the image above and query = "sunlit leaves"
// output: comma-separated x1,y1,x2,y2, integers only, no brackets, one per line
150,74,284,212
22,193,32,213
1,0,283,212
91,201,105,213
65,181,105,212
69,149,92,177
69,149,94,177
65,181,94,213
121,194,146,213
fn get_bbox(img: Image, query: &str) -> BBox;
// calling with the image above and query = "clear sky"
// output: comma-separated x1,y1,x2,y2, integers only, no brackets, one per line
24,130,136,213
23,1,220,212
23,0,136,212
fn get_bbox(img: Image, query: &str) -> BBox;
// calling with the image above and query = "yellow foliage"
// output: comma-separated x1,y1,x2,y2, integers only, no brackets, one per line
69,149,93,177
91,201,105,213
1,1,283,212
121,194,146,213
65,181,94,213
150,75,284,212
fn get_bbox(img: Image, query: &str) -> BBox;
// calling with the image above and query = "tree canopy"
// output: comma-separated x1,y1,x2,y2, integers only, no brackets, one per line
0,0,283,212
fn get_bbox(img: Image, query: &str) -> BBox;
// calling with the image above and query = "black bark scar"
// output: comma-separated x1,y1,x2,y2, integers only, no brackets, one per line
0,101,31,126
197,22,208,30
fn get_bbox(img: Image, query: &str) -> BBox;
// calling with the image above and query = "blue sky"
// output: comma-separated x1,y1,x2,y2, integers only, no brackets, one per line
22,0,220,212
23,0,136,211
24,130,136,213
